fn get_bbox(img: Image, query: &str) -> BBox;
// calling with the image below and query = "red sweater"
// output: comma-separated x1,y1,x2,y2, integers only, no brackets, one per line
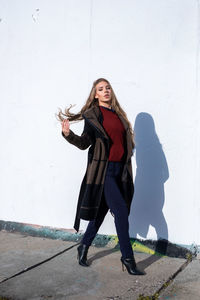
99,106,125,161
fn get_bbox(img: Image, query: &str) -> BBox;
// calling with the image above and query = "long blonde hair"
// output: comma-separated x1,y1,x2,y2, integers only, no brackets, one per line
56,78,134,146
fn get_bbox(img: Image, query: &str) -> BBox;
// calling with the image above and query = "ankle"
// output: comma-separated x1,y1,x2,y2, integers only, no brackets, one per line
79,243,89,249
121,256,135,261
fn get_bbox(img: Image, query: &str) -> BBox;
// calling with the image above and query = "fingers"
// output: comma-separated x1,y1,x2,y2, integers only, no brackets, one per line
62,119,69,128
62,119,70,134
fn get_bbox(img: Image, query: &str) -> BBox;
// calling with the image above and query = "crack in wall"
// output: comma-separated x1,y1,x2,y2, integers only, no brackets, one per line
88,0,94,83
196,0,200,93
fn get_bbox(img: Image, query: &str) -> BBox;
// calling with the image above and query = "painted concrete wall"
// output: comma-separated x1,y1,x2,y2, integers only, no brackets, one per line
0,0,200,246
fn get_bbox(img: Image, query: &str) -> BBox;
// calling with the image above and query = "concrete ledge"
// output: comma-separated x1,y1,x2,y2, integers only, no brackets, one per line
0,220,197,259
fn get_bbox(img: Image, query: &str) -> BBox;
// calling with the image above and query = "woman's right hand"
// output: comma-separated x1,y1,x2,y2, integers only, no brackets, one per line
62,119,70,136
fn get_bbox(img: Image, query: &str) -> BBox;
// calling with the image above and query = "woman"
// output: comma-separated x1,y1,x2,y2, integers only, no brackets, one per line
58,78,144,275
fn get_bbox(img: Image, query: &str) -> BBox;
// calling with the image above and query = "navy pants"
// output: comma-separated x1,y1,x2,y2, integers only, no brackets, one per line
81,161,134,259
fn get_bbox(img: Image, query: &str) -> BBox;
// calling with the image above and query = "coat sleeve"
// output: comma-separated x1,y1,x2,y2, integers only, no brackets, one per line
61,119,94,150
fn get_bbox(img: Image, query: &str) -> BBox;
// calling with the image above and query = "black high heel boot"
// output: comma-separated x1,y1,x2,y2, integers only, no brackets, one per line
121,257,145,275
77,244,89,267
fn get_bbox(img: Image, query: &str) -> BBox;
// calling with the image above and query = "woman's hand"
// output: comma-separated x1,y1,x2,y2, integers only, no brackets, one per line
62,119,70,136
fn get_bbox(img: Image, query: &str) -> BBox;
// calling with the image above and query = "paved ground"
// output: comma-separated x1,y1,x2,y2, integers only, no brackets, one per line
0,231,199,300
159,257,200,300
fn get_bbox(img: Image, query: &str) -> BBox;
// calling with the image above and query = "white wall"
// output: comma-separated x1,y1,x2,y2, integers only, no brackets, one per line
0,0,199,246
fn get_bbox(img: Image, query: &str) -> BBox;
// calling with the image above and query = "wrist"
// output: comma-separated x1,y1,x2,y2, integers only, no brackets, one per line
62,130,70,137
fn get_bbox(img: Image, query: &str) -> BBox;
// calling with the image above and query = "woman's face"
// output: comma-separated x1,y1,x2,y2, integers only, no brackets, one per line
95,81,112,105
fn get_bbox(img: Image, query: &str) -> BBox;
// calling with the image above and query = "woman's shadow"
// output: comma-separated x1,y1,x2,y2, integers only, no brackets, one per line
129,112,169,255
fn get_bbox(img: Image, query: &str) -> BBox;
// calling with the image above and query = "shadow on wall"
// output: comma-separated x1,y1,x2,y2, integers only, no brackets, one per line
129,112,169,245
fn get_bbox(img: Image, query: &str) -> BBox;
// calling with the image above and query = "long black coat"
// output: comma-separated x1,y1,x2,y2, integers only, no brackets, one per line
62,105,134,232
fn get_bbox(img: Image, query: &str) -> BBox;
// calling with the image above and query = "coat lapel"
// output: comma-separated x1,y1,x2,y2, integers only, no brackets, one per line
83,105,109,139
117,114,134,162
